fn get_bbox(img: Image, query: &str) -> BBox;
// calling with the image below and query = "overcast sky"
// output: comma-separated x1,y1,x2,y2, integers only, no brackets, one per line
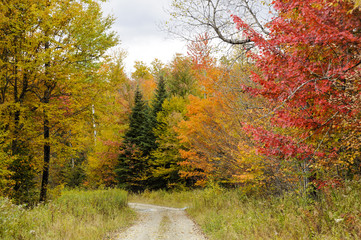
100,0,186,74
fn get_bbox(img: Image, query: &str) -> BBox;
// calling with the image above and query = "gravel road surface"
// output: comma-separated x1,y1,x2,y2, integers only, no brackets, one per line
116,203,207,240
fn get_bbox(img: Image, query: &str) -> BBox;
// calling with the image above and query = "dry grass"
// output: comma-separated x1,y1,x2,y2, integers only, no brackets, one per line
0,189,136,240
130,181,361,239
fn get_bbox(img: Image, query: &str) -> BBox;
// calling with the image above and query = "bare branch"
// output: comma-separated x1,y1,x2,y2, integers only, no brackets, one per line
165,0,273,49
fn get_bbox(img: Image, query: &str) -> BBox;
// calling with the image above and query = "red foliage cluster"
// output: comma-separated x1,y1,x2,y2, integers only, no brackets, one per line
233,0,361,166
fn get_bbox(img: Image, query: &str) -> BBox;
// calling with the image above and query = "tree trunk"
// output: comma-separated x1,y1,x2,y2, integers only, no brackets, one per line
39,38,51,203
39,109,50,202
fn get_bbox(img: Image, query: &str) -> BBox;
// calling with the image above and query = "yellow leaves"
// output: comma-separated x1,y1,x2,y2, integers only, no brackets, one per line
130,61,157,101
311,3,323,10
141,78,157,101
132,61,153,81
0,150,15,194
328,1,340,7
171,55,276,187
354,0,361,9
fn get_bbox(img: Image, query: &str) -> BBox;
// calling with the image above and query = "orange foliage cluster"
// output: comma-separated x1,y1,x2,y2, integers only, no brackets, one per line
176,37,264,187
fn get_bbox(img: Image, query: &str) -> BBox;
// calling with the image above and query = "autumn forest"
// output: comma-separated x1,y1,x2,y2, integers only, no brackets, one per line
1,0,361,217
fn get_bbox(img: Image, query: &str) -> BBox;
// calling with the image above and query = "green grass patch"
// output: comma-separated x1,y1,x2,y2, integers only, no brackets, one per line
0,189,136,240
130,181,361,239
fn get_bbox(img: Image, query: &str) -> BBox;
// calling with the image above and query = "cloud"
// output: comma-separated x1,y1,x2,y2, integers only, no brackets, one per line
101,0,186,73
102,0,169,39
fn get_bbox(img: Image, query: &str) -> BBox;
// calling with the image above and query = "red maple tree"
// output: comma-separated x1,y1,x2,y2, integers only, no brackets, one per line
232,0,361,182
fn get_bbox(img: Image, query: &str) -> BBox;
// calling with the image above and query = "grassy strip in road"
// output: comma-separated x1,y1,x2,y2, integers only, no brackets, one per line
0,189,136,240
158,215,171,238
130,181,361,239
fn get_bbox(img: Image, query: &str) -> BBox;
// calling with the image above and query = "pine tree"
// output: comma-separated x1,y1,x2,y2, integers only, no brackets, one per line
151,76,168,121
150,96,188,189
125,88,153,155
141,76,168,189
149,76,168,149
115,144,145,191
116,88,153,191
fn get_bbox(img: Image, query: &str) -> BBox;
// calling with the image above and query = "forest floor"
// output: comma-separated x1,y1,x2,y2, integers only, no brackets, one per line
116,202,207,240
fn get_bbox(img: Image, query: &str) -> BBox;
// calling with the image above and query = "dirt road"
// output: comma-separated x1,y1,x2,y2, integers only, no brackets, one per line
116,203,207,240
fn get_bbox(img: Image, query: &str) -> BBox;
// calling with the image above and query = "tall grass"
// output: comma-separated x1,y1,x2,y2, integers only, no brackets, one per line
0,189,136,240
130,180,361,239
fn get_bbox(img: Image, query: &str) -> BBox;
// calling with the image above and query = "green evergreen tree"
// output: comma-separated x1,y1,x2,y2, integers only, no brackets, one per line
124,88,153,155
149,76,168,148
116,88,153,191
149,96,188,189
151,76,168,121
141,76,168,188
115,144,145,191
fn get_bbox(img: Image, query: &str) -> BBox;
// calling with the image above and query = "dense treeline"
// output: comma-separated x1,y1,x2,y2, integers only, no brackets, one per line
1,0,361,205
0,0,118,204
